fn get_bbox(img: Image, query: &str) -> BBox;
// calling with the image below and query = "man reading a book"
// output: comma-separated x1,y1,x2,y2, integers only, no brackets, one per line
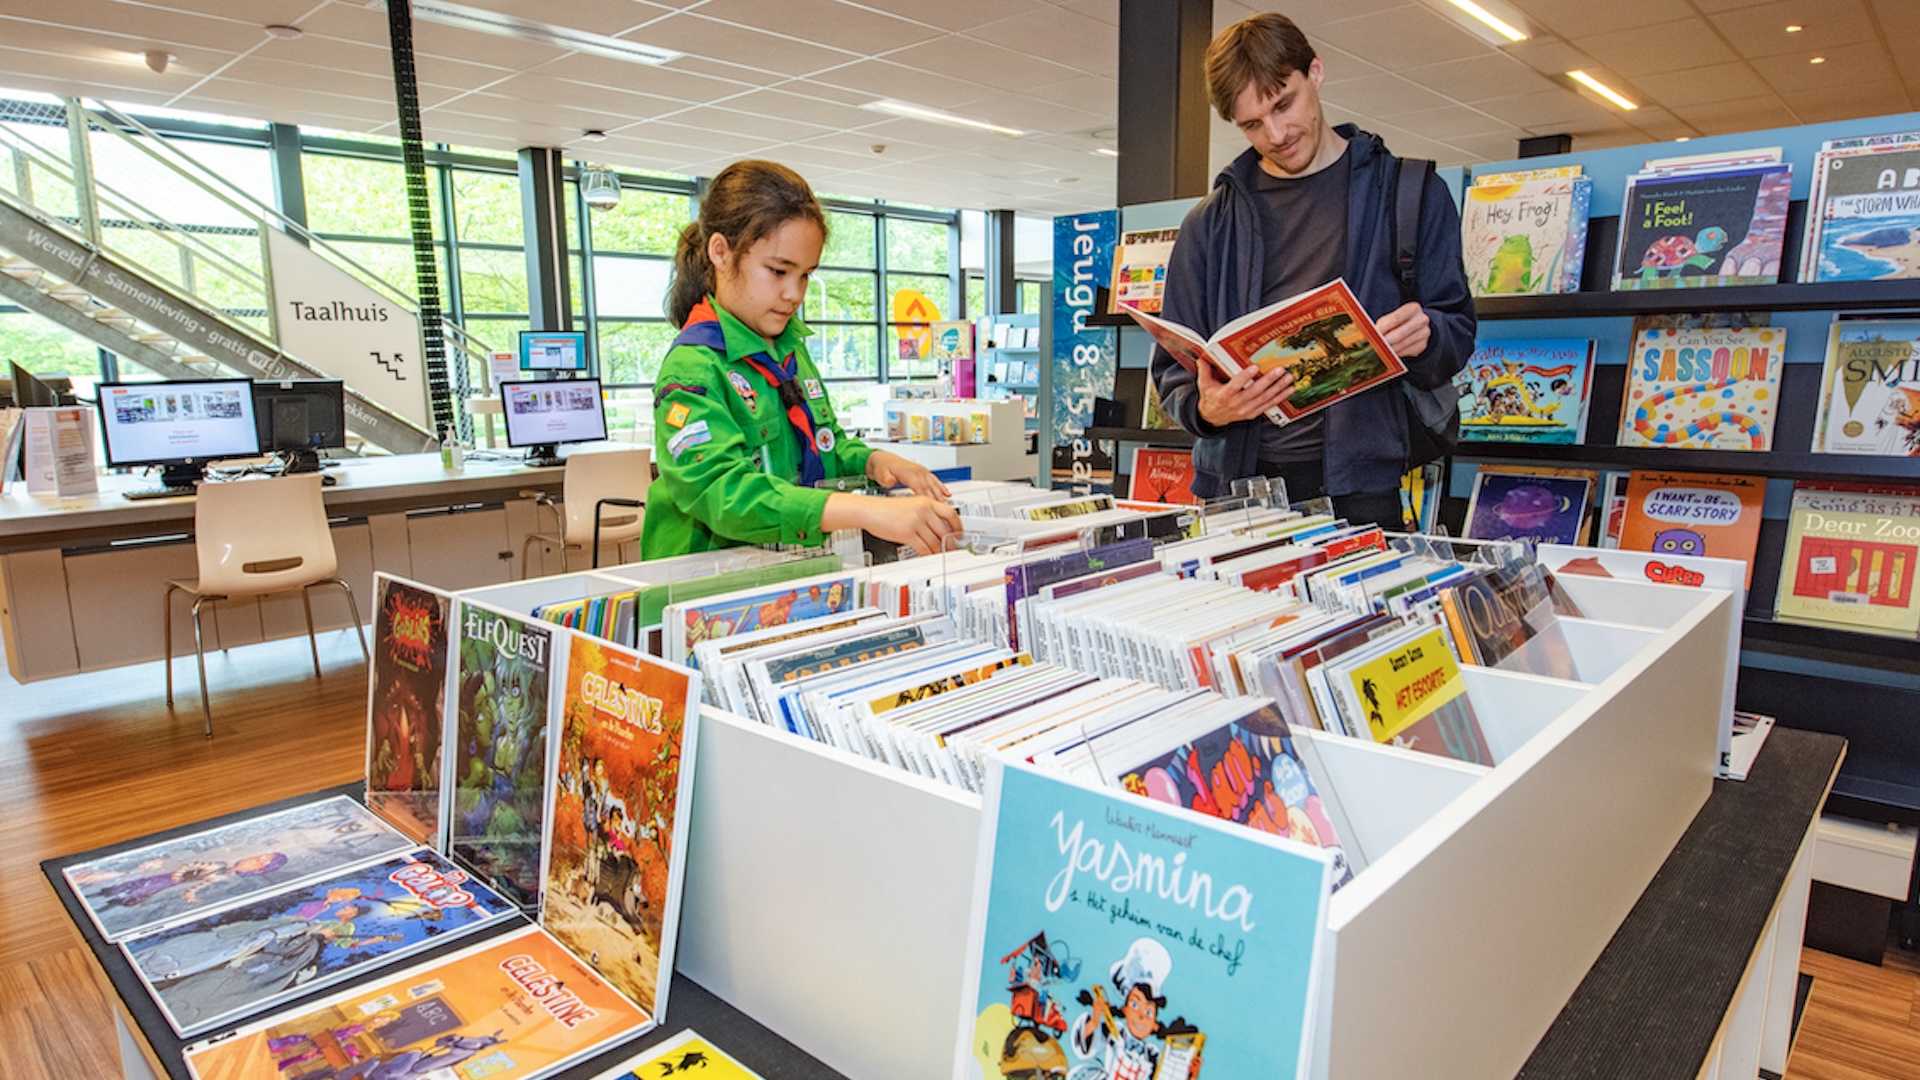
1148,13,1476,530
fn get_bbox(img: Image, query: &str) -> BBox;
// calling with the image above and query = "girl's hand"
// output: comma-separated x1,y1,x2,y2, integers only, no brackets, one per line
824,492,962,556
866,449,951,499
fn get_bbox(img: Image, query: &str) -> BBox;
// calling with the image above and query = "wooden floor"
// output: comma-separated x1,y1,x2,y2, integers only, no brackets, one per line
0,634,1914,1079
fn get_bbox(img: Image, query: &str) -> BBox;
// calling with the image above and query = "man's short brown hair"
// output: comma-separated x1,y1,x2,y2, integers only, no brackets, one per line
1205,13,1318,122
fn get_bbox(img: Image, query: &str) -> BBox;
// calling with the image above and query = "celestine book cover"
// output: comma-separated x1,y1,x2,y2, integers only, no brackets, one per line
1619,326,1785,450
545,633,700,1021
1775,484,1920,637
1618,471,1767,588
954,761,1332,1080
1815,319,1920,456
448,602,558,910
183,925,651,1080
1455,338,1595,444
366,574,454,846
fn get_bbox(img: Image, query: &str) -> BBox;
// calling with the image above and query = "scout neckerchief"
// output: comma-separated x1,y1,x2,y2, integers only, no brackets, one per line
673,298,827,487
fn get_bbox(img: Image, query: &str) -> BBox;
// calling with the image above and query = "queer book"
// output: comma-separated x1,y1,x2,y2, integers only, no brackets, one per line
545,633,700,1020
954,761,1332,1080
1806,140,1920,283
1815,319,1920,457
64,796,413,943
1774,485,1920,637
182,925,651,1080
1110,699,1353,889
1619,326,1785,450
1613,162,1793,289
1463,469,1591,546
1126,446,1197,504
1125,278,1404,426
1455,338,1595,444
365,575,454,846
590,1030,765,1080
1618,471,1767,588
1461,174,1592,296
1107,227,1179,315
124,847,513,1038
448,603,557,910
1338,626,1493,765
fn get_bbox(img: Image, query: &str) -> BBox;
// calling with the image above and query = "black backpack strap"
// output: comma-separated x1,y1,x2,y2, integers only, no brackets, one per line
1390,156,1433,305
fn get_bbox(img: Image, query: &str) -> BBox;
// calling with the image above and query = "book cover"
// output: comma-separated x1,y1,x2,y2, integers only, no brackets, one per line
1340,627,1493,765
1618,471,1767,588
365,575,453,846
1613,162,1793,289
64,796,414,943
1455,338,1595,444
182,925,651,1080
1774,485,1920,636
954,761,1331,1080
1809,145,1920,282
1127,447,1198,505
1460,176,1591,296
1107,227,1179,315
930,320,974,362
668,575,860,668
589,1030,764,1080
1111,699,1353,888
1125,279,1405,426
449,603,557,910
1141,375,1180,431
1815,319,1920,456
124,847,514,1038
545,633,700,1020
1619,326,1785,450
1463,470,1591,546
1004,538,1159,650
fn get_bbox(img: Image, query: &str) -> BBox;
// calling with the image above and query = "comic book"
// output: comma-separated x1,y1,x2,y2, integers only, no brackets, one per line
448,602,559,910
660,571,862,668
123,848,514,1038
954,760,1331,1080
182,925,651,1080
1334,626,1494,765
1814,318,1920,456
365,575,454,846
1619,326,1786,451
1454,338,1596,444
544,634,700,1021
589,1030,765,1080
63,796,414,943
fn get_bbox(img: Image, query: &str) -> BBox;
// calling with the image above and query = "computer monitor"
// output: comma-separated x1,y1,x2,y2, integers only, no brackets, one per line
500,378,607,466
253,379,347,474
519,330,589,373
97,379,261,488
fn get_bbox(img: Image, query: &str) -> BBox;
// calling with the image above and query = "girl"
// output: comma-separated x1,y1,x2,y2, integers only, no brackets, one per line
640,160,961,559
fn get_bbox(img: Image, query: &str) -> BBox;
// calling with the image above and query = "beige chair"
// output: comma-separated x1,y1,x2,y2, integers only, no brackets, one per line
520,446,650,577
164,473,368,737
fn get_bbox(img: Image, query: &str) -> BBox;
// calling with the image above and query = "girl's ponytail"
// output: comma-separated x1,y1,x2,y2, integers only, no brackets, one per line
667,219,713,328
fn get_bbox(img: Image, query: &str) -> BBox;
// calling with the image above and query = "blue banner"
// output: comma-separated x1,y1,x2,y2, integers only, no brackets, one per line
1051,210,1118,492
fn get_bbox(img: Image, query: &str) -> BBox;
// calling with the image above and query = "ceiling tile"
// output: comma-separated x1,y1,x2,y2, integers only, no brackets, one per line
1321,73,1455,119
2,5,265,54
1472,88,1623,131
1632,62,1775,109
1497,36,1597,77
808,58,999,108
636,13,858,78
1709,0,1876,58
1573,18,1739,78
1311,7,1490,71
1379,104,1522,141
1024,76,1116,119
1892,36,1920,101
1399,53,1562,104
1690,0,1785,11
1873,0,1920,38
964,7,1117,78
1614,105,1699,142
430,92,638,132
715,88,886,132
1217,0,1406,32
852,0,1041,33
881,37,1083,93
560,55,761,101
1780,80,1912,125
1673,94,1802,136
483,73,687,123
1451,131,1534,160
1754,39,1897,93
662,104,837,144
691,0,945,57
1055,0,1120,27
1508,0,1693,39
0,18,242,73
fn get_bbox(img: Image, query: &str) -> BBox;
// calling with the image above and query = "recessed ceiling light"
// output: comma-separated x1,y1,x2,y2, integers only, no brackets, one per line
1809,56,1826,64
580,129,607,142
1566,70,1637,110
1785,24,1804,33
863,99,1024,137
372,0,680,66
1092,148,1119,158
1440,0,1528,42
264,24,303,40
1675,137,1691,143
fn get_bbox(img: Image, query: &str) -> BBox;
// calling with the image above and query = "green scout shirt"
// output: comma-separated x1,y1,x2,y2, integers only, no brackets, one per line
640,298,872,559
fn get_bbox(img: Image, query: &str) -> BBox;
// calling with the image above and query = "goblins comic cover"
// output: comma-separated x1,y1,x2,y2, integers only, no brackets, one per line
544,633,700,1022
183,925,651,1080
448,601,558,911
365,575,454,845
124,847,514,1038
64,796,414,943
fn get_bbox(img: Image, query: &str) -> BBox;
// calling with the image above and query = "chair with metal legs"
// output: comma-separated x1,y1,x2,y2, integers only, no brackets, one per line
519,445,650,577
164,473,369,737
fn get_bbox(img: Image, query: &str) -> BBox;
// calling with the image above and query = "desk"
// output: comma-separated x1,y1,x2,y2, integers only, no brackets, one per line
40,786,847,1080
0,453,564,683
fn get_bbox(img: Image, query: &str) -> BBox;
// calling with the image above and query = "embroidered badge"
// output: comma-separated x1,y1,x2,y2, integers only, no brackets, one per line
664,402,691,429
727,371,758,408
657,382,708,398
814,427,836,454
803,377,824,400
666,420,712,460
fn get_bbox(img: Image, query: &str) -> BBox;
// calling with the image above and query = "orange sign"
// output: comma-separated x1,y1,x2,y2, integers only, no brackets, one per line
891,287,940,359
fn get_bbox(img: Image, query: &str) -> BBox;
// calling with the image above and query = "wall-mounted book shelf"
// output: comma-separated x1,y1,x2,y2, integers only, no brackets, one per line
1475,277,1920,319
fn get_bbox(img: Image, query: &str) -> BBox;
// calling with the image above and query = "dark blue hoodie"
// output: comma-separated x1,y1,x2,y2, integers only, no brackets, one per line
1150,125,1477,499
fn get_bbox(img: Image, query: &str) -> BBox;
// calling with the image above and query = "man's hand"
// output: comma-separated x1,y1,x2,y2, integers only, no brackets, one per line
1197,360,1295,426
865,449,951,498
1375,301,1431,359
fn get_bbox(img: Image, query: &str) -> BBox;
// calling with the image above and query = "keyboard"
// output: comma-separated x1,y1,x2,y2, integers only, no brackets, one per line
123,484,197,501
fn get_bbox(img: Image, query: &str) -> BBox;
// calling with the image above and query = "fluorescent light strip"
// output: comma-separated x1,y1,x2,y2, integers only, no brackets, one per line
1566,70,1637,110
864,100,1024,137
382,0,681,66
1443,0,1527,42
1093,147,1119,157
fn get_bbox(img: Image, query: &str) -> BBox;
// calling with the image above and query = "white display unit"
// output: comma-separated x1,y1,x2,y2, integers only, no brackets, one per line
870,398,1029,482
673,573,1740,1080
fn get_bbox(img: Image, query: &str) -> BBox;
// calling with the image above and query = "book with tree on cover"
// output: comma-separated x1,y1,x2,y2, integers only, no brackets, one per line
1126,278,1405,426
1617,470,1767,588
1774,483,1920,637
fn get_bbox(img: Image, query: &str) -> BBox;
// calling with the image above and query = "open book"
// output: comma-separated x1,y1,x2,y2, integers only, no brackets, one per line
1126,278,1406,425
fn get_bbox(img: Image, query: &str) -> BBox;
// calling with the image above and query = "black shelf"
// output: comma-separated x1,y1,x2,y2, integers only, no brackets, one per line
1455,442,1920,483
1477,278,1920,319
1740,616,1920,673
1086,425,1195,447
